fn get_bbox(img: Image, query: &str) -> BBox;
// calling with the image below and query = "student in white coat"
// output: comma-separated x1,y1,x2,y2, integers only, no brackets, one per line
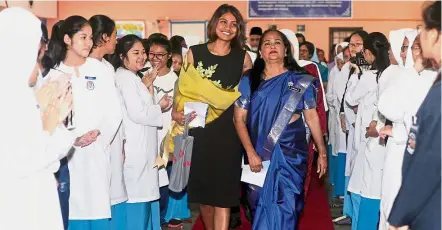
377,32,437,230
0,7,86,230
364,29,413,168
45,15,122,230
112,34,173,230
363,28,411,230
326,42,348,199
89,14,128,230
345,32,390,230
332,30,368,225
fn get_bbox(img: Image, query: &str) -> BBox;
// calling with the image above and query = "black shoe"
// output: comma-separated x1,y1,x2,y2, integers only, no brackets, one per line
229,216,242,229
334,216,352,225
168,219,183,229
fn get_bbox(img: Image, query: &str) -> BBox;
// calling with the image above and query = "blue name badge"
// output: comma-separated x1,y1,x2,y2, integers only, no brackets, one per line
85,76,96,80
85,76,96,90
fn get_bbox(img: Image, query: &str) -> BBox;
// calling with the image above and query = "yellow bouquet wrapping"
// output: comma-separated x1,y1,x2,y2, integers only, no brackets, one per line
154,61,241,167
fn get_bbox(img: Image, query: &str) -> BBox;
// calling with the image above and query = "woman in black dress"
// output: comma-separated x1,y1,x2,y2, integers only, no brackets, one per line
171,4,252,230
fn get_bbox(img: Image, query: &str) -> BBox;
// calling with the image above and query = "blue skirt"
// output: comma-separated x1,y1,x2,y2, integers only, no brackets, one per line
333,153,346,197
68,219,110,230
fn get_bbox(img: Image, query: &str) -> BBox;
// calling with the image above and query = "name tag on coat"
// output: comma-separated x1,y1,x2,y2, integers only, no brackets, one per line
85,76,96,90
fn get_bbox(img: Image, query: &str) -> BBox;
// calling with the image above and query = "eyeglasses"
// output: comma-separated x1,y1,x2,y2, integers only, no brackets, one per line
401,45,409,52
411,45,422,53
148,52,167,60
299,48,309,53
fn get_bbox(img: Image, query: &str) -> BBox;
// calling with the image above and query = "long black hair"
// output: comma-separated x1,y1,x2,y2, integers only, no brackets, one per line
363,32,391,82
38,23,48,59
89,15,115,50
422,1,441,85
250,29,307,92
43,16,90,70
170,35,185,54
41,20,64,74
423,1,441,32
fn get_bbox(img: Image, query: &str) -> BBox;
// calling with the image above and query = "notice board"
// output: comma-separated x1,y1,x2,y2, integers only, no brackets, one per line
170,21,207,46
248,0,352,19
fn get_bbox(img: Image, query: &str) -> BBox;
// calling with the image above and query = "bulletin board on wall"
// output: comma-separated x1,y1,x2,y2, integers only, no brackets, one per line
170,21,207,47
115,20,146,39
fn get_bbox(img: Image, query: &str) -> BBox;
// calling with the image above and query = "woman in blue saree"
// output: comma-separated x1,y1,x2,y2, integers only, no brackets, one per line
234,29,328,230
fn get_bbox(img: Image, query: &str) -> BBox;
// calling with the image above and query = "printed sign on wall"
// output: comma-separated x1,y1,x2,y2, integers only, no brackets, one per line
249,0,352,19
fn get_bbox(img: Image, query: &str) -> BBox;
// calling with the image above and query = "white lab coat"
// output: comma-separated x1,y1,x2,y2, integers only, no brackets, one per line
0,126,75,230
335,62,357,176
327,43,349,156
326,66,338,148
115,67,162,203
102,59,128,205
346,70,385,199
326,66,347,155
47,58,122,219
0,7,76,230
377,68,437,229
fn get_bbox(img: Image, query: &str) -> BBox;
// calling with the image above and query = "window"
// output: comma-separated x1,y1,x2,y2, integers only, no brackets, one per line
329,27,363,48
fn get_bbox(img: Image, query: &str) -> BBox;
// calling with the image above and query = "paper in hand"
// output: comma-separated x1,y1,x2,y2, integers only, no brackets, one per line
241,160,270,187
184,102,208,128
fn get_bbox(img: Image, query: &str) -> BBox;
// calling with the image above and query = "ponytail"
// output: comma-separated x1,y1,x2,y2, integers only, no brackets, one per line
44,16,89,70
373,40,390,82
363,32,391,82
89,15,116,50
42,20,64,71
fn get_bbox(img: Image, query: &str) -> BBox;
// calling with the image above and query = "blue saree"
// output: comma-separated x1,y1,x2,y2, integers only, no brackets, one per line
236,71,317,230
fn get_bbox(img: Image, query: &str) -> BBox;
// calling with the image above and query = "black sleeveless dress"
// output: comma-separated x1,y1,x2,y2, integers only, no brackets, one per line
187,43,246,207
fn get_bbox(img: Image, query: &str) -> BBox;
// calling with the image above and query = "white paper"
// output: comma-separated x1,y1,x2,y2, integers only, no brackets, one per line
241,160,270,187
158,168,169,187
184,102,208,128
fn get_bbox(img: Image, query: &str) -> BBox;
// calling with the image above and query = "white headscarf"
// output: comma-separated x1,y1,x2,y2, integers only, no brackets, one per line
280,29,299,61
389,28,412,67
311,45,320,63
335,42,349,54
0,7,44,177
335,42,349,62
404,29,419,68
336,53,344,62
